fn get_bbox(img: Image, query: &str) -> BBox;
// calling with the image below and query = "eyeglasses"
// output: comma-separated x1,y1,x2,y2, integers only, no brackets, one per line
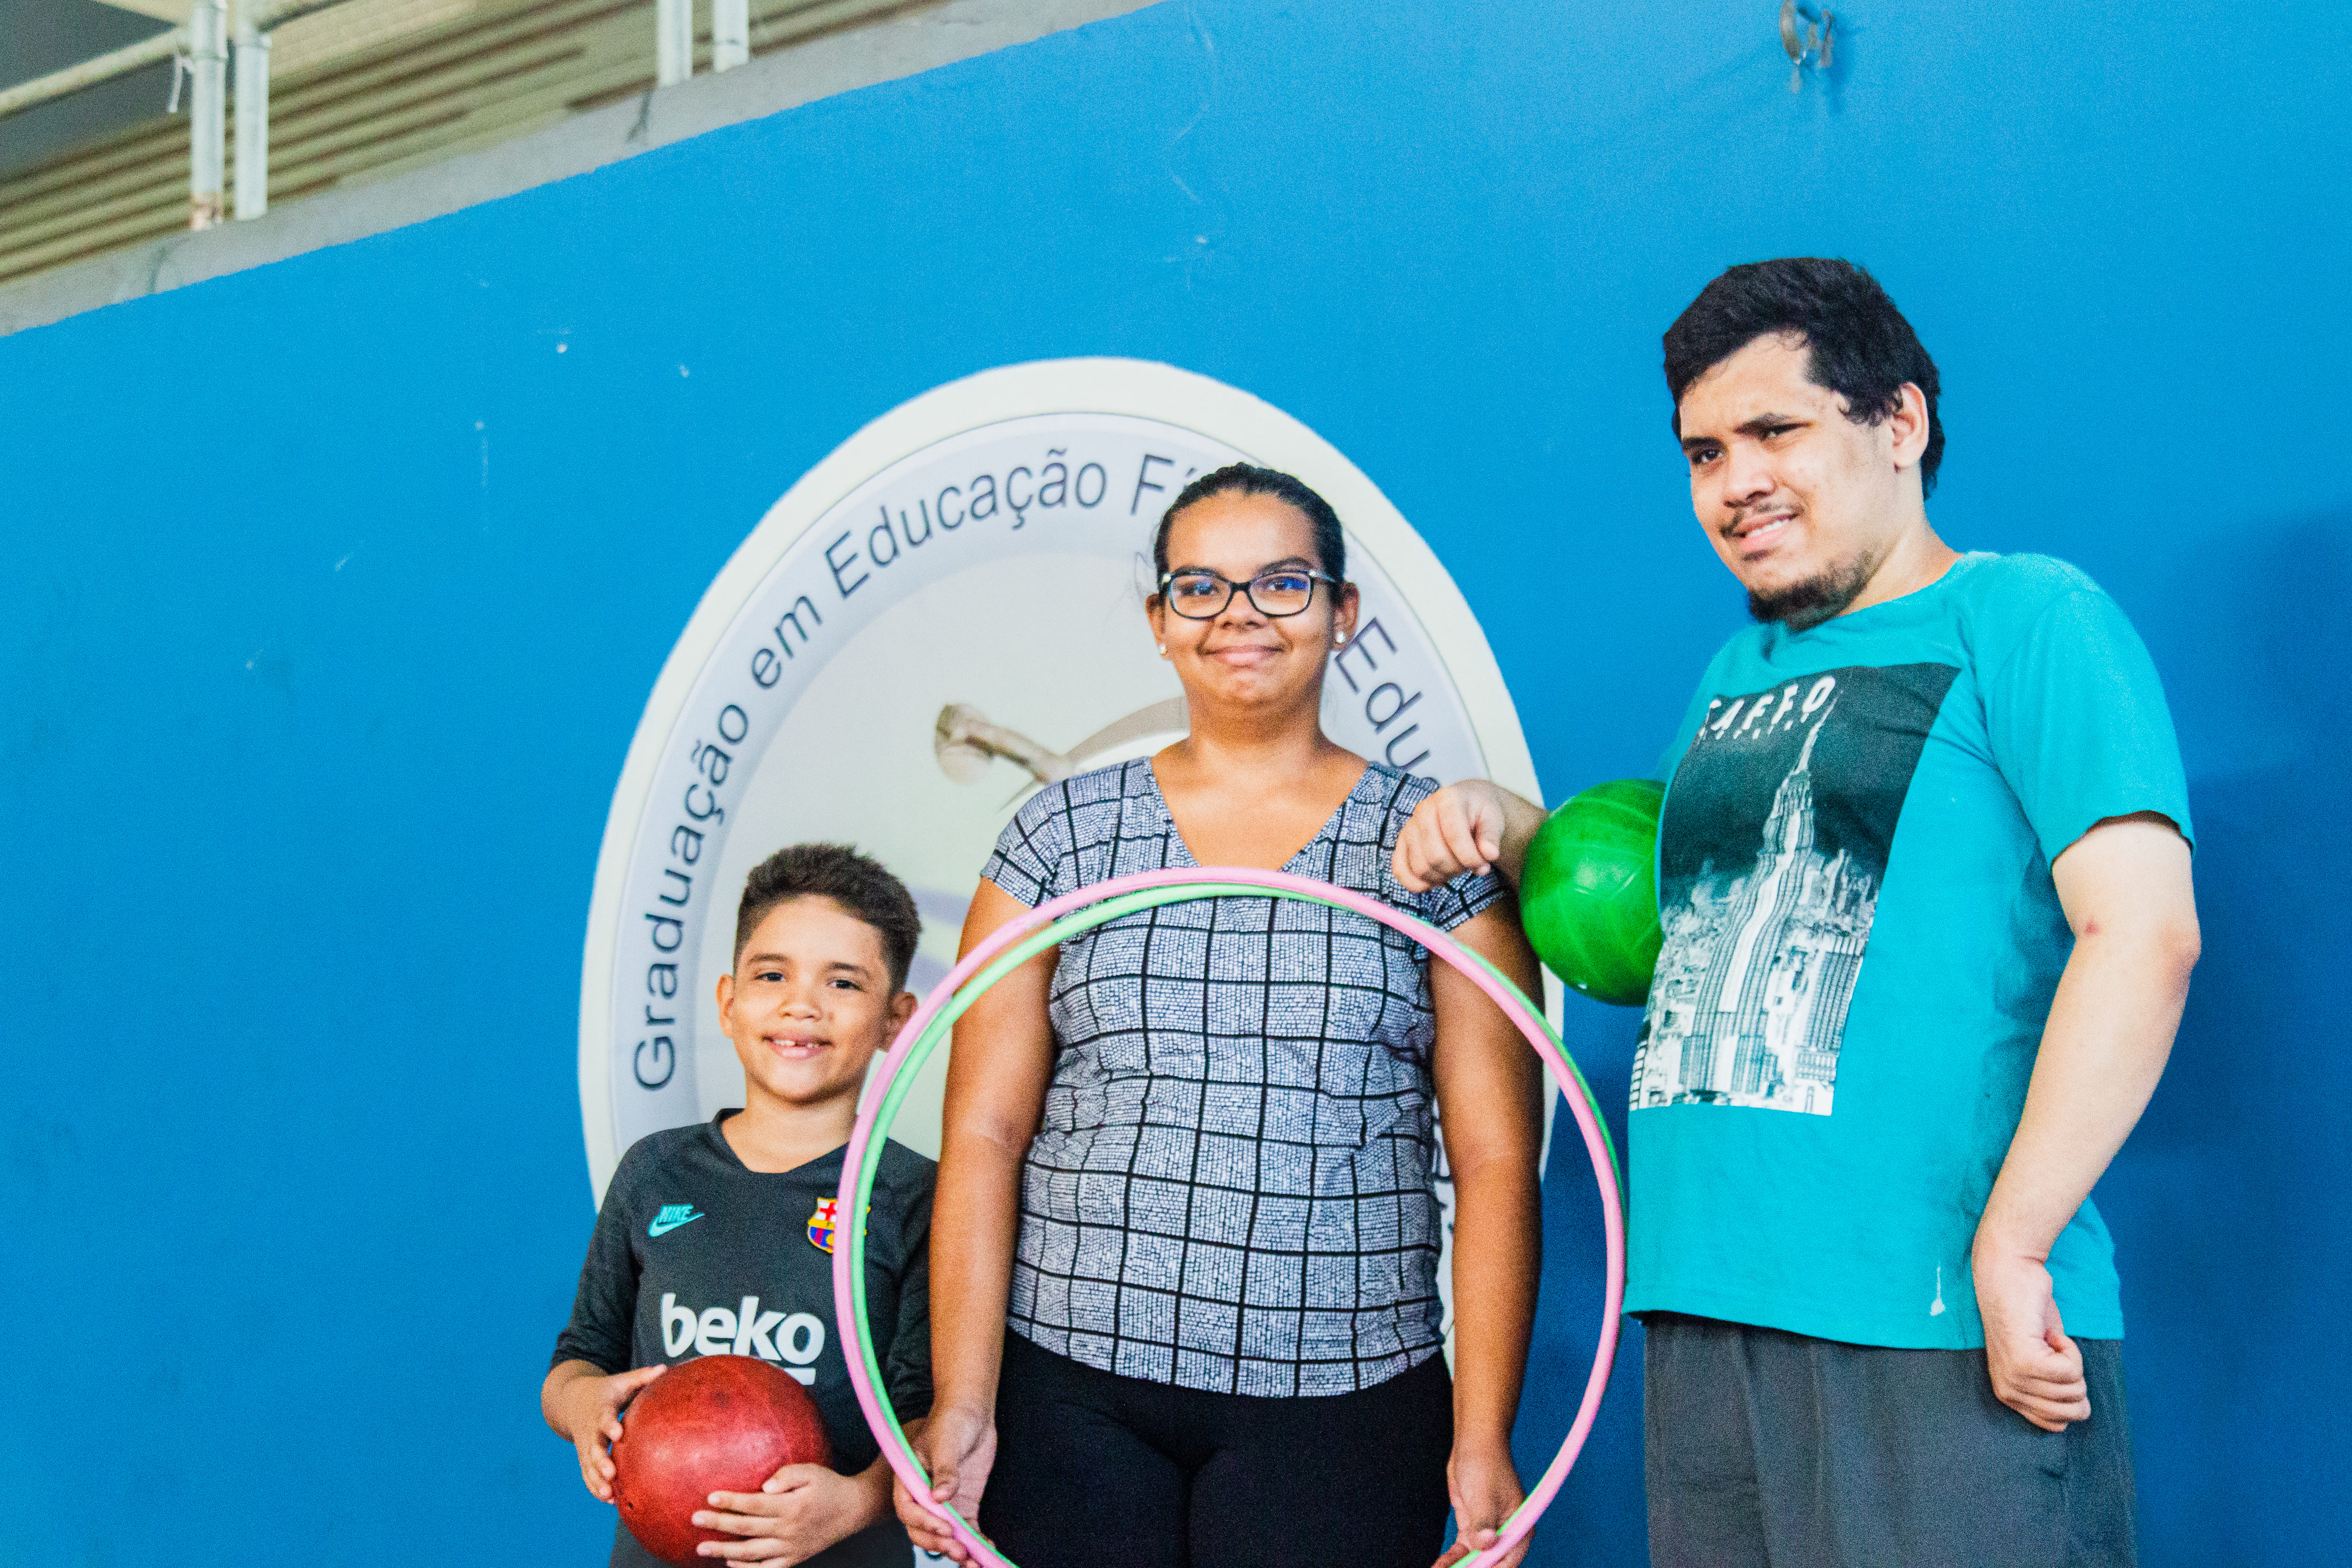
1158,567,1338,620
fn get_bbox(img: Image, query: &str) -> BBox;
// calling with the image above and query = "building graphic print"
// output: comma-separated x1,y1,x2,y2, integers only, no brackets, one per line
1632,661,1959,1116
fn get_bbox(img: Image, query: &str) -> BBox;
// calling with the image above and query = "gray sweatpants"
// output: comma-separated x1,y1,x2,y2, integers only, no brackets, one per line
1645,1313,2137,1568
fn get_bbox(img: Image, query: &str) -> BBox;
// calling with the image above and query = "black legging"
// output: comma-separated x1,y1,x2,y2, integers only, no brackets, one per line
978,1330,1456,1568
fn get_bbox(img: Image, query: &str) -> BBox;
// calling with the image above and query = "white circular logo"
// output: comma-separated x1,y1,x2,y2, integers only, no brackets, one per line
579,359,1546,1211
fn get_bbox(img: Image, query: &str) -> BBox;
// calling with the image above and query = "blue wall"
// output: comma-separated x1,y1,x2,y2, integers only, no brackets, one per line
4,2,2344,1561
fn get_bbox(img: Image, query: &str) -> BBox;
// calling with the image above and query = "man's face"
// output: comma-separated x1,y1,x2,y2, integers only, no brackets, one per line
1677,334,1915,629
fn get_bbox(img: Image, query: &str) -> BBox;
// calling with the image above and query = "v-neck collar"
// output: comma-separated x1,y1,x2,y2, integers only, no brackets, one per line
1136,756,1381,874
707,1111,848,1180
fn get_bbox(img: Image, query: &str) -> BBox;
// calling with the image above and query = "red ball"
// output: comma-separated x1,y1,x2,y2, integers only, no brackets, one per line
612,1354,834,1566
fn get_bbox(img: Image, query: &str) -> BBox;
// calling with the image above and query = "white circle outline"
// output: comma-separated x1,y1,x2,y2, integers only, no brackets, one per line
575,357,1542,1196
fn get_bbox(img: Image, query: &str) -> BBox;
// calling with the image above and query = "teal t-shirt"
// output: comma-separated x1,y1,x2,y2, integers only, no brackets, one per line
1624,552,2192,1349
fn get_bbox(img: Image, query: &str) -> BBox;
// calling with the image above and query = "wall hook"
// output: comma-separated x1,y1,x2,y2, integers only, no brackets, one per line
1780,1,1833,93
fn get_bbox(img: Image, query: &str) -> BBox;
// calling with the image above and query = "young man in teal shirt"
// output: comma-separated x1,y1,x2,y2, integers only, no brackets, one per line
1397,258,2198,1566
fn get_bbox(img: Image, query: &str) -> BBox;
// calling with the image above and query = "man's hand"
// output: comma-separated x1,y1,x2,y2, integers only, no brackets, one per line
1971,812,2195,1433
553,1363,667,1502
693,1461,883,1563
1973,1247,2091,1432
893,1405,996,1562
1392,780,1547,893
1432,1437,1528,1568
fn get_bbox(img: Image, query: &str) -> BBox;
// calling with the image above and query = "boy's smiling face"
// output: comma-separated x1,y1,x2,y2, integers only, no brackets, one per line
716,894,915,1112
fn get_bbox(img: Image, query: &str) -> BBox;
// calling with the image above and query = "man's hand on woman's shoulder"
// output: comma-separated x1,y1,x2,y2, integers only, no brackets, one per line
1392,780,1547,892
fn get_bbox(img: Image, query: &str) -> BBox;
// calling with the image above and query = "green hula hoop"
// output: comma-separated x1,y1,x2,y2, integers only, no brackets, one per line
839,876,1626,1567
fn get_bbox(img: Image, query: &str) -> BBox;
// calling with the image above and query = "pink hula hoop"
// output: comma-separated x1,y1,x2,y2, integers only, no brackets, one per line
833,865,1626,1566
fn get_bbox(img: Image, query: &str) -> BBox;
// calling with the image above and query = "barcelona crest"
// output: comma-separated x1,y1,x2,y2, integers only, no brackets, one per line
807,1198,838,1254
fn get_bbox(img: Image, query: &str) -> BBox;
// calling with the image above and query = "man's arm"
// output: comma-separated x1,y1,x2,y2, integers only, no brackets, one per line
1391,780,1551,893
1973,812,2199,1432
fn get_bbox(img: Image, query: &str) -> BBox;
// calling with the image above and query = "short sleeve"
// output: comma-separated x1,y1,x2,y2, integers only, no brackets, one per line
1655,681,1718,785
979,785,1072,908
1982,588,2194,862
550,1146,647,1374
1418,865,1505,932
880,1176,934,1422
1655,640,1741,786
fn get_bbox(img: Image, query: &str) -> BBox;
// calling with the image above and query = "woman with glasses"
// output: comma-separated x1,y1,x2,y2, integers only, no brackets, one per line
899,464,1546,1568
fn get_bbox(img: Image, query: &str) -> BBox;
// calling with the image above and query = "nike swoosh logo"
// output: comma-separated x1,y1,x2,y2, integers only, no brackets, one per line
647,1212,705,1237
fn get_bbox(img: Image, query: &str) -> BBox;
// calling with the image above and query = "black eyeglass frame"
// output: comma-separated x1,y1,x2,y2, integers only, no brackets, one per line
1155,568,1342,620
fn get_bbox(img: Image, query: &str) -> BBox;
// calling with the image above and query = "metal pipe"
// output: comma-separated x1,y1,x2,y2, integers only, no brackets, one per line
713,0,748,72
253,0,365,32
0,28,184,119
656,0,693,85
0,0,350,125
189,0,228,229
233,0,270,219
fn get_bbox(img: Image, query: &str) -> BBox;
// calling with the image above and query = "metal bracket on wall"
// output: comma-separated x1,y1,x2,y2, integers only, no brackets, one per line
1780,0,1833,92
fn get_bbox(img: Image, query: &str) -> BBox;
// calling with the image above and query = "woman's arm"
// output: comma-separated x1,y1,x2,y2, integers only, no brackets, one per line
895,879,1058,1562
1428,902,1548,1568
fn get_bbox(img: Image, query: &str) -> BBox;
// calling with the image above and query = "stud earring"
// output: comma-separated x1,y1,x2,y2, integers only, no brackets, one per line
1157,644,1167,657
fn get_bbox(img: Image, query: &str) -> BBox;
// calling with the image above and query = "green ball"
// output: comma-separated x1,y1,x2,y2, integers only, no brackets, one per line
1519,778,1666,1007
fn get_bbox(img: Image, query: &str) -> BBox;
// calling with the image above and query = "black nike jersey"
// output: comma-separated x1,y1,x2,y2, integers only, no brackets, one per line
554,1112,933,1568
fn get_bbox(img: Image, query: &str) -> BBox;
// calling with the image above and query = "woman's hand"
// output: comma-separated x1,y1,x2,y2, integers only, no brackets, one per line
893,1405,998,1562
693,1459,884,1563
548,1362,667,1502
1434,1437,1528,1568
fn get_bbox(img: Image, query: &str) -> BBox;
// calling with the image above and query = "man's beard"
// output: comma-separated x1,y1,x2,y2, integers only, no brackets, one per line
1748,551,1875,632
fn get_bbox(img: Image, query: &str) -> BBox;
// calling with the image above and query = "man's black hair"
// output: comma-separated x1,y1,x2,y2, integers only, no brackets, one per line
1153,463,1347,584
734,843,922,992
1663,258,1945,497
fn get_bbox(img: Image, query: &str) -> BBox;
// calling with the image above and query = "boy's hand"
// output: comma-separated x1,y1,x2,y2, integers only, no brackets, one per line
559,1364,667,1502
693,1463,878,1563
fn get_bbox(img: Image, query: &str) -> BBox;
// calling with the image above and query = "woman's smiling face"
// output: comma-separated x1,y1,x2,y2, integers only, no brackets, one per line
1149,490,1358,716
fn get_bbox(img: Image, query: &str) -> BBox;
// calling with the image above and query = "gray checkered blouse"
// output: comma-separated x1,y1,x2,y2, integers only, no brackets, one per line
979,758,1505,1397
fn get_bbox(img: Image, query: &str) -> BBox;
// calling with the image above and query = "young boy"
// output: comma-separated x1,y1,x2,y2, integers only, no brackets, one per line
544,844,936,1568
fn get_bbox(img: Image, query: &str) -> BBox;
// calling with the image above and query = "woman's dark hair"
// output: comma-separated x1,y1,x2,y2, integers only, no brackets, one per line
1153,463,1347,583
734,842,922,991
1662,257,1945,496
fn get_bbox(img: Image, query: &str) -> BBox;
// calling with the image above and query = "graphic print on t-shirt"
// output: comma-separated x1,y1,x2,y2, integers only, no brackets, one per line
1631,662,1958,1116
